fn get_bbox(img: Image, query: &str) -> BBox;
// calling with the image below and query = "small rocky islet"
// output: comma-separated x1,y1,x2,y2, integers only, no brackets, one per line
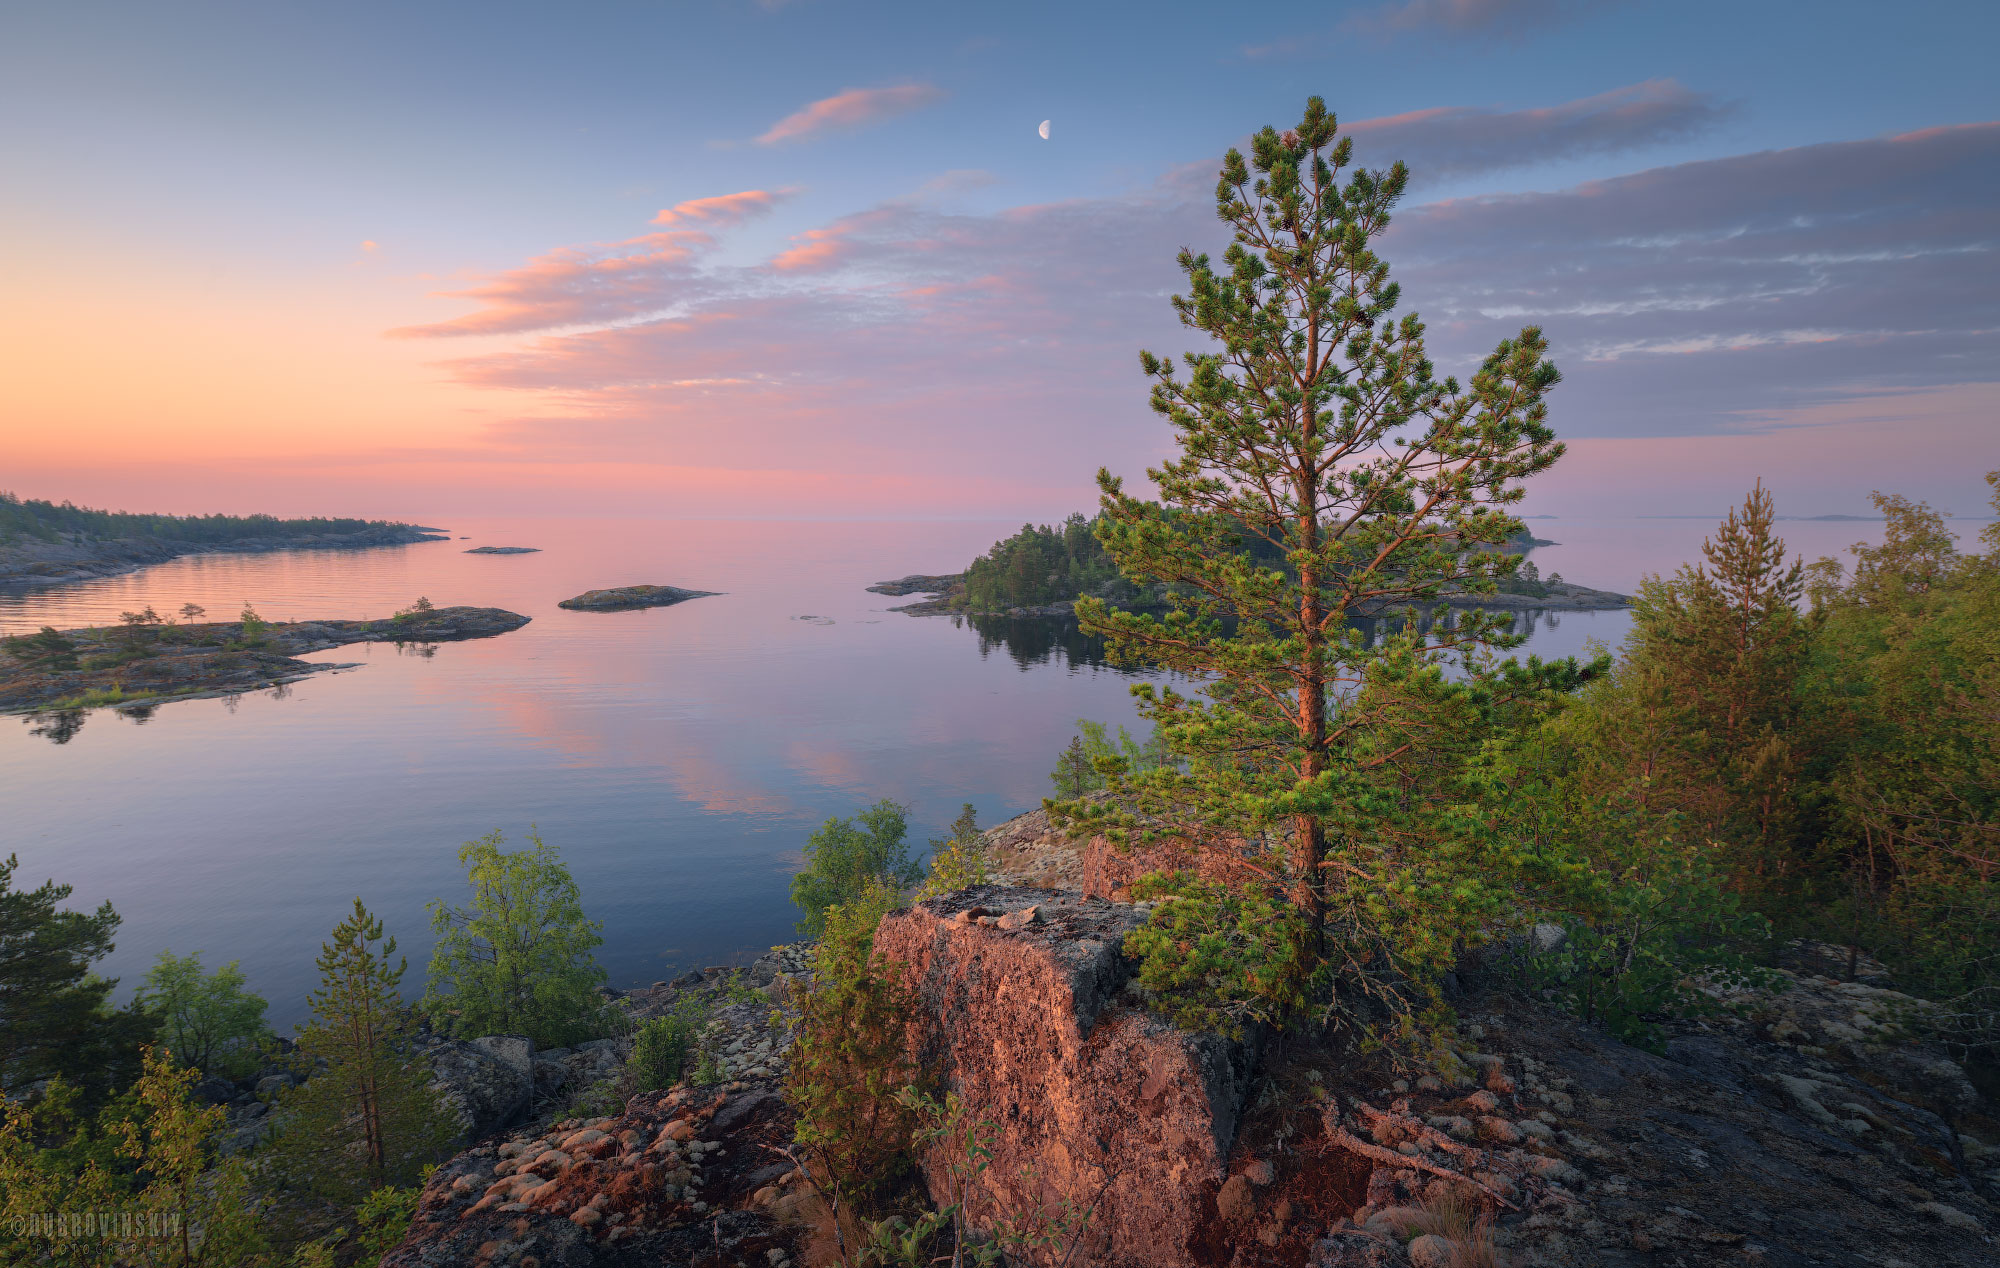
0,606,530,716
557,585,718,611
465,545,541,554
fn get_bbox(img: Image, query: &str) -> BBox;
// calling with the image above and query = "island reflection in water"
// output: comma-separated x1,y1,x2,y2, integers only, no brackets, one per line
955,603,1599,675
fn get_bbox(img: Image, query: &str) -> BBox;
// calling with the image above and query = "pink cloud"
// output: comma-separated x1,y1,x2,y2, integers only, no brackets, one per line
755,83,944,146
770,229,849,272
1344,80,1732,178
373,117,1994,519
387,230,713,339
652,188,796,228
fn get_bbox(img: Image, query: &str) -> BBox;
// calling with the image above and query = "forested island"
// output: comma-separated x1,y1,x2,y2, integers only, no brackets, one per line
872,513,1626,615
0,493,445,586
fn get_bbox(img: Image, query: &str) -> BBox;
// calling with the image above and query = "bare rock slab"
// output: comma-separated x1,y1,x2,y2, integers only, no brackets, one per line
875,886,1262,1268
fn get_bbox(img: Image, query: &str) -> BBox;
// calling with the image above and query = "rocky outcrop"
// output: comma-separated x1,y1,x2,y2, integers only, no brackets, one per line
1,607,530,716
0,524,447,588
381,798,1999,1268
418,1034,536,1145
556,585,718,611
875,886,1263,1268
465,546,540,554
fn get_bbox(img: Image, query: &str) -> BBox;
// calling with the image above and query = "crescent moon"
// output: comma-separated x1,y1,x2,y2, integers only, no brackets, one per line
1038,119,1050,140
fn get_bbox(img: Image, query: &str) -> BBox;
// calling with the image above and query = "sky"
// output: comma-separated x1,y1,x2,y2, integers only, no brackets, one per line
2,0,1996,522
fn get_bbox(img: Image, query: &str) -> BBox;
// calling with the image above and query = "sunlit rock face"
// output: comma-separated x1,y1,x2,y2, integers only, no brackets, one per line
876,885,1263,1268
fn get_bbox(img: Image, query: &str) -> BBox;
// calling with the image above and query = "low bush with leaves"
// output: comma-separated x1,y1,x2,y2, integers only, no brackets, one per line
1511,839,1773,1052
1048,719,1172,799
916,804,986,900
626,1000,705,1094
0,1047,268,1268
132,951,271,1081
784,879,927,1218
790,800,921,939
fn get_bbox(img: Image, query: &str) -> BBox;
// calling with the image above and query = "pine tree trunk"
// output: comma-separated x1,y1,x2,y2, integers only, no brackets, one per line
1297,472,1327,953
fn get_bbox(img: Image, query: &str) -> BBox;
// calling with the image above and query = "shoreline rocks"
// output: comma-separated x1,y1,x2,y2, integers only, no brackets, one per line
557,585,718,611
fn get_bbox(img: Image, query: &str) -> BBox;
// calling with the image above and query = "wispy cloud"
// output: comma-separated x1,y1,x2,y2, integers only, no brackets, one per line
755,83,944,145
1346,79,1734,179
1246,0,1616,57
652,188,797,227
1357,0,1618,38
393,123,1998,513
386,230,714,339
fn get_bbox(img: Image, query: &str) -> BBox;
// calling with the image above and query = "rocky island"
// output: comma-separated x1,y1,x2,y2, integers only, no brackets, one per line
557,584,719,611
0,604,530,716
465,545,541,554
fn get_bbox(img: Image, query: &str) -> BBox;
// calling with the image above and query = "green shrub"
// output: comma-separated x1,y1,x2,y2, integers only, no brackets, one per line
627,1004,703,1093
423,829,611,1048
916,804,986,900
132,950,271,1081
790,800,920,939
1048,718,1172,798
355,1181,427,1260
1515,840,1773,1052
784,879,925,1214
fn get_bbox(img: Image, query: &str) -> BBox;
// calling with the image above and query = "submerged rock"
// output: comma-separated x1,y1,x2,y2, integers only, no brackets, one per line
557,585,718,611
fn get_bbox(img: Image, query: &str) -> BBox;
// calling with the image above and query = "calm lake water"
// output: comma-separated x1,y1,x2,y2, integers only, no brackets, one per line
0,515,1899,1025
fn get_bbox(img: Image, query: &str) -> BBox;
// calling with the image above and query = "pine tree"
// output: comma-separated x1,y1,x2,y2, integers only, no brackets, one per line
1595,482,1817,883
1049,736,1095,798
0,855,155,1099
267,900,455,1207
1053,98,1576,1026
3,626,81,672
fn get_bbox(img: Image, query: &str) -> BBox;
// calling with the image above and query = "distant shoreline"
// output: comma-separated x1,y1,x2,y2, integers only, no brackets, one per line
0,524,449,590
